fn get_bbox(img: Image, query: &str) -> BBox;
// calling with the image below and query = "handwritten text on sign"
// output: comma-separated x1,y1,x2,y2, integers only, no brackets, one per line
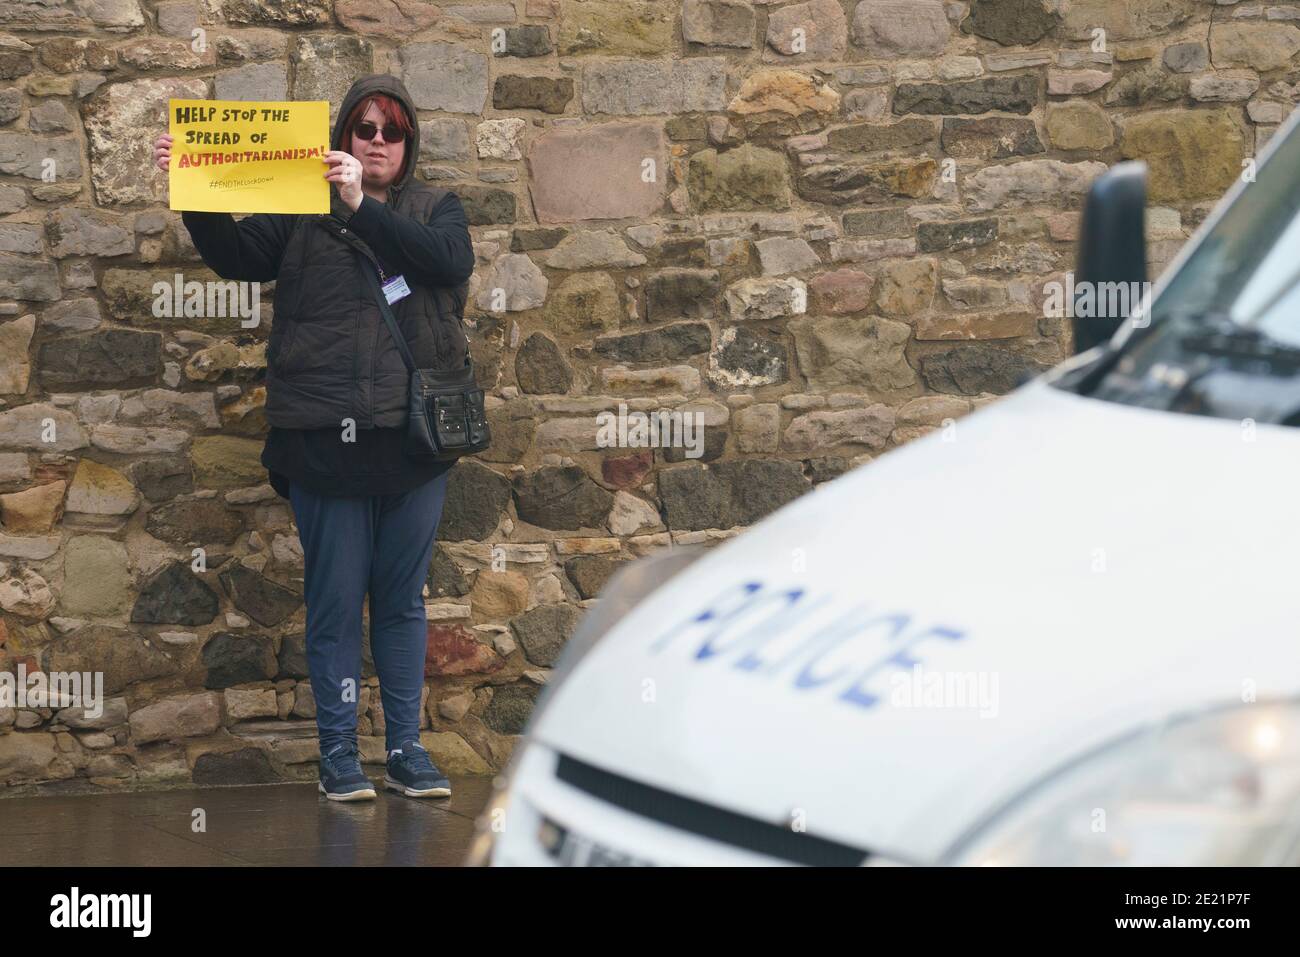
168,99,330,214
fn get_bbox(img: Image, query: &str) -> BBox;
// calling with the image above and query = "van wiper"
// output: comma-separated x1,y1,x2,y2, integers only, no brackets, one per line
1177,316,1300,373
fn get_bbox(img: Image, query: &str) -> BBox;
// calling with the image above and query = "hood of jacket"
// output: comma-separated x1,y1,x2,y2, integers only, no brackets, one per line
331,73,420,201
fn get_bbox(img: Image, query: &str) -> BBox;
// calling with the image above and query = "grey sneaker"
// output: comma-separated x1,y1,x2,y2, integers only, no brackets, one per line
384,740,451,798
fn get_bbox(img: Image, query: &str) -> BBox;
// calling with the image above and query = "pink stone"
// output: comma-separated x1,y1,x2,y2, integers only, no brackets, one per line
1047,69,1112,95
601,449,653,489
810,268,874,314
335,0,440,37
1047,211,1079,242
527,122,669,223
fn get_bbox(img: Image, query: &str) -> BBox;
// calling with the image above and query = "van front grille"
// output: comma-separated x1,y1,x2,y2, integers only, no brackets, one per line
554,753,870,867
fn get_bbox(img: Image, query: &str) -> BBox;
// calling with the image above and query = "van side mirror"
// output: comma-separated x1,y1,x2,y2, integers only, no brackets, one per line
1072,161,1148,355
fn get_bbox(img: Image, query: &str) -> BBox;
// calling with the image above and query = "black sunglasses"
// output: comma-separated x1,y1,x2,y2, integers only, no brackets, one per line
353,120,406,143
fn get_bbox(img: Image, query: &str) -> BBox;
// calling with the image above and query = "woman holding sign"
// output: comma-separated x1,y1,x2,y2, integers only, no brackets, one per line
154,75,476,802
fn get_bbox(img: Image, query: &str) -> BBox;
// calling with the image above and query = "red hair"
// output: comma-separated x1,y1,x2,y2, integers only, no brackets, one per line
341,94,414,178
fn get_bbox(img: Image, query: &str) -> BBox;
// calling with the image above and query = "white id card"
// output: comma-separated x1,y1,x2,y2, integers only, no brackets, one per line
381,274,412,304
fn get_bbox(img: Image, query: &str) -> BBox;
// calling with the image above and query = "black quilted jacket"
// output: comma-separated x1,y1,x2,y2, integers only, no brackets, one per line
180,74,476,429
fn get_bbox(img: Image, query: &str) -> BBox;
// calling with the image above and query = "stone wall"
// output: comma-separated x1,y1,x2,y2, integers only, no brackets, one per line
0,0,1293,790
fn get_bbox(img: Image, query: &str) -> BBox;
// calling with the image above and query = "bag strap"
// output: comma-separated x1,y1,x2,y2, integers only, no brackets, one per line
362,259,418,374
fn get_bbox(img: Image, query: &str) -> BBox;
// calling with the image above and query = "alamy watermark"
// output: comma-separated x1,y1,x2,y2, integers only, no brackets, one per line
888,664,1000,718
1043,271,1154,327
596,402,705,459
152,272,261,328
50,887,150,937
0,664,104,718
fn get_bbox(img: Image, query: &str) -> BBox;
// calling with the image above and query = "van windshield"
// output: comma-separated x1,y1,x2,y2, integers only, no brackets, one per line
1151,121,1300,345
1076,119,1300,426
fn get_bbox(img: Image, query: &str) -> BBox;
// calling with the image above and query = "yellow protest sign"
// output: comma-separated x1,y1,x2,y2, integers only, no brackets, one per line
168,99,330,214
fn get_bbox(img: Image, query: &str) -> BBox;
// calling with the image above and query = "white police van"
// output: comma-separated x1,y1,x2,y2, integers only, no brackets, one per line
470,105,1300,867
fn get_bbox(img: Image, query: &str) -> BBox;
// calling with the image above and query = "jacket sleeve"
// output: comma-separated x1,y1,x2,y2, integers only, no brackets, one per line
344,190,475,288
179,210,294,282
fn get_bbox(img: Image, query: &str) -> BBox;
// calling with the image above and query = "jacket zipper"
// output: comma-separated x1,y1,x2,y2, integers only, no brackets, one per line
335,223,386,427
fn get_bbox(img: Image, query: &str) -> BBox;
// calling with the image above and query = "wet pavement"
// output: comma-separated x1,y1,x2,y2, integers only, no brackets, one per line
0,775,494,866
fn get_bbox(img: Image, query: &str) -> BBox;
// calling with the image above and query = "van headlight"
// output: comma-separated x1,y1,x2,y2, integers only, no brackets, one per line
464,545,704,866
950,700,1300,866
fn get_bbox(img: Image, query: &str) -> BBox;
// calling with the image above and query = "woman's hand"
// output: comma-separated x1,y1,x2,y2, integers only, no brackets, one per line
153,133,173,172
324,150,364,212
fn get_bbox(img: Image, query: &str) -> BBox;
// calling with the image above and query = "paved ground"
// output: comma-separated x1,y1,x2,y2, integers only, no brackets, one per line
0,775,495,866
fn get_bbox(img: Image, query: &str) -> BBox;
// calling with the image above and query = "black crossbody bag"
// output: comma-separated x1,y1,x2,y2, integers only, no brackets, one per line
363,263,491,462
